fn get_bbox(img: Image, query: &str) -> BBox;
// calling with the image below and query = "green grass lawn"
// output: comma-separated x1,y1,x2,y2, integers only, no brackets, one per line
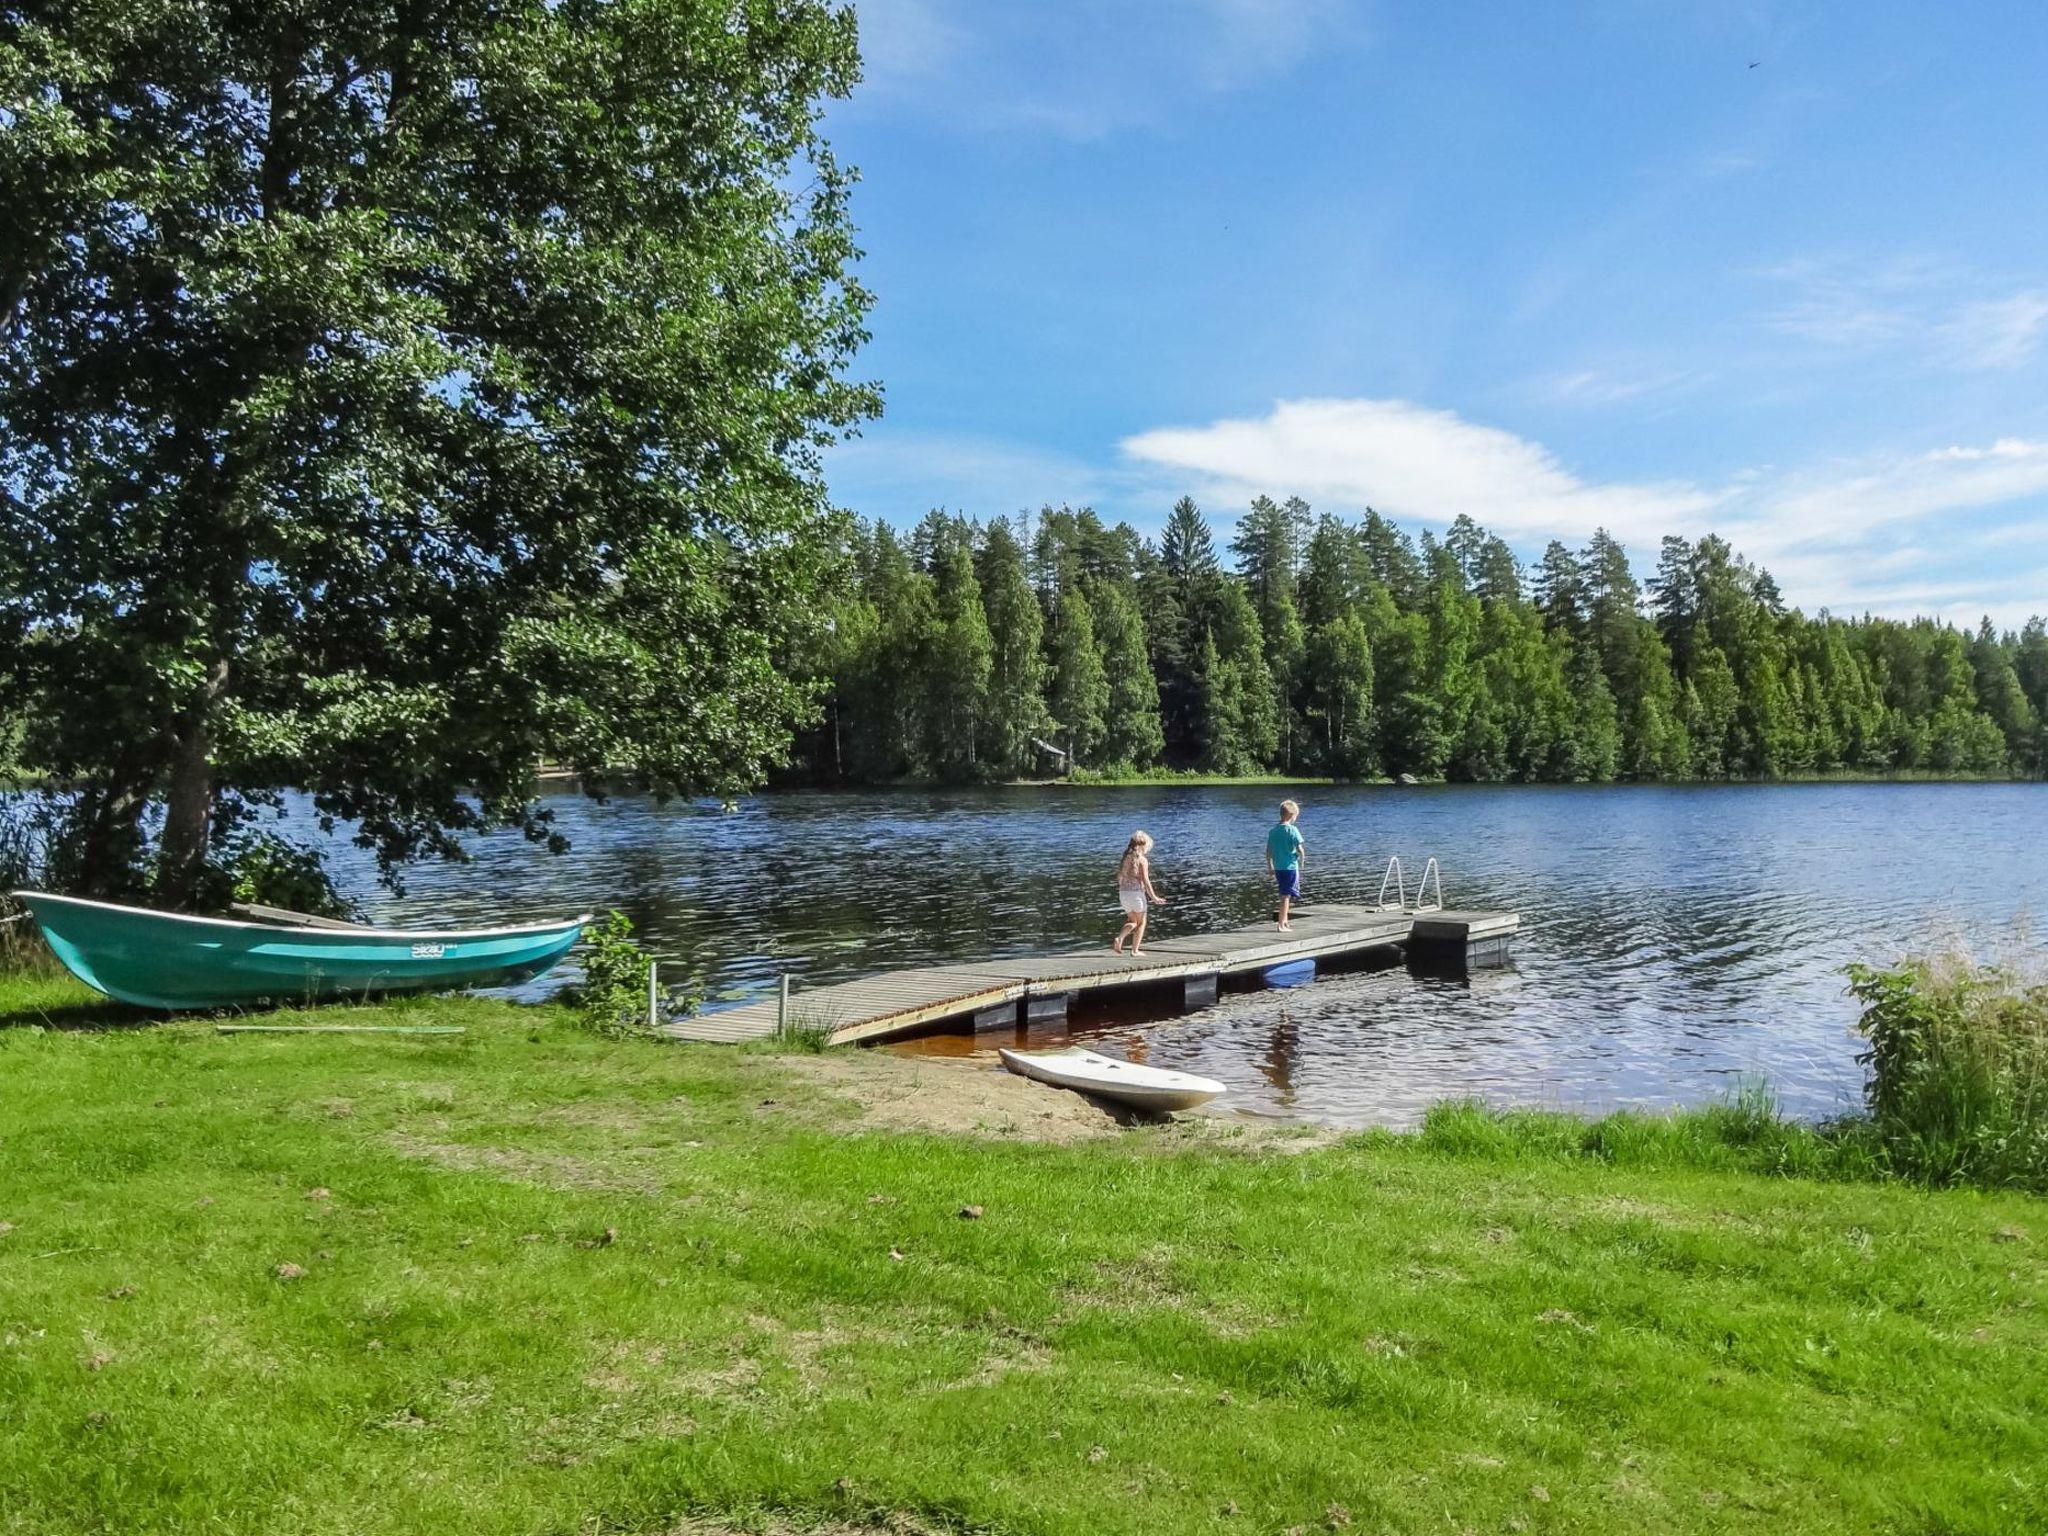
2,974,2044,1535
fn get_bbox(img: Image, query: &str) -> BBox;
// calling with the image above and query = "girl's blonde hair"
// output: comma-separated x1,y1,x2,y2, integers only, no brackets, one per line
1124,830,1154,855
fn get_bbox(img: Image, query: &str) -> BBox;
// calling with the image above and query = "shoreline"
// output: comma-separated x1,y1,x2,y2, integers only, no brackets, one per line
751,768,2034,792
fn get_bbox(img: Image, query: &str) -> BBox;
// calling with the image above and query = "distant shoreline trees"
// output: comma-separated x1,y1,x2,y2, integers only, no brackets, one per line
785,502,2048,786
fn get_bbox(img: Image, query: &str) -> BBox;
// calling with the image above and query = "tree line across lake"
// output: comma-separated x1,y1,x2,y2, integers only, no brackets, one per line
785,497,2048,786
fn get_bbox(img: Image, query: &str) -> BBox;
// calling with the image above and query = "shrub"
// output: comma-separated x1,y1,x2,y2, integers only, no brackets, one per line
572,910,656,1040
1850,947,2048,1191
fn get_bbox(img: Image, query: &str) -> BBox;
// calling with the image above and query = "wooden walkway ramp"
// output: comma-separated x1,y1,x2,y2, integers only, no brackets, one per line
658,902,1515,1046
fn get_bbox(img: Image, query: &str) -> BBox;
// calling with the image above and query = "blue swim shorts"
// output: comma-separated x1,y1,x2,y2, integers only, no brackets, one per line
1274,868,1301,899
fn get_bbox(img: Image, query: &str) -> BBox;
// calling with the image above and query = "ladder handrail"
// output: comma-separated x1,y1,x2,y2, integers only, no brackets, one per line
1378,853,1447,913
1414,856,1445,914
1376,855,1406,911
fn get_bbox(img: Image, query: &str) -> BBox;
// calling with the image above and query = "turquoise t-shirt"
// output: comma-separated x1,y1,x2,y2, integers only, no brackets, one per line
1266,822,1303,870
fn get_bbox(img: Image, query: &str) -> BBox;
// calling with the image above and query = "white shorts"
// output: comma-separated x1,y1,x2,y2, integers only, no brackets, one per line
1118,887,1147,915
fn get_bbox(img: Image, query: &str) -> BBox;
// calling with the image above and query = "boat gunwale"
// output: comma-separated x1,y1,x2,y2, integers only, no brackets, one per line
11,890,593,942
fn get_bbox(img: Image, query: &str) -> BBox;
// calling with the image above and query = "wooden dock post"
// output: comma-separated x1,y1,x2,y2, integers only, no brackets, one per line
971,999,1018,1032
1181,972,1220,1011
1021,990,1071,1030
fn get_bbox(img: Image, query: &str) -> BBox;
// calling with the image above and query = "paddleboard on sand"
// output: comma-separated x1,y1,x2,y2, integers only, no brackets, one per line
998,1047,1227,1113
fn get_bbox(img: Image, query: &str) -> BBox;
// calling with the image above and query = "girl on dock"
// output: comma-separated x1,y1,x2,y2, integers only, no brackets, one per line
1114,831,1164,955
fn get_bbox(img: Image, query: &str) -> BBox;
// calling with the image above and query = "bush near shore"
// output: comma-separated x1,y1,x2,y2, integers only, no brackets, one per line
1851,946,2048,1191
1407,945,2048,1197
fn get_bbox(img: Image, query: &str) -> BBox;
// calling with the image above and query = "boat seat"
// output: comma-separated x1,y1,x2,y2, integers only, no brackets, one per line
228,902,376,931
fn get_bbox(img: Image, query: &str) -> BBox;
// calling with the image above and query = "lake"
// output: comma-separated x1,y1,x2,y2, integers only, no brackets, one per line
330,781,2047,1128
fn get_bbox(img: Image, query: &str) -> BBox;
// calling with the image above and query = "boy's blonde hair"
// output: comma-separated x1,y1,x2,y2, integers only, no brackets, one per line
1278,799,1299,820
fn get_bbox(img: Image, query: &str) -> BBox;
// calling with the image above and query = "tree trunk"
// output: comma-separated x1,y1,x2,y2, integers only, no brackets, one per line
155,657,230,909
75,781,151,899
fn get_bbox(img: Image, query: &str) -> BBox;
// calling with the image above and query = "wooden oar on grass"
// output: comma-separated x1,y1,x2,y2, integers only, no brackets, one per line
215,1023,466,1036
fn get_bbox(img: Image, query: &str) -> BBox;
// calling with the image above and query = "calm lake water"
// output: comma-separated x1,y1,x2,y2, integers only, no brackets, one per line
329,781,2047,1128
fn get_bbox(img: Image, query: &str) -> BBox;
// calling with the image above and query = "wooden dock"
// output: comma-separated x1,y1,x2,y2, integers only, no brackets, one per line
658,902,1516,1046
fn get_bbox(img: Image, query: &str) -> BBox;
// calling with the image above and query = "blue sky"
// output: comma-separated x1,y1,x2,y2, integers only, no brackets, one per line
822,1,2048,628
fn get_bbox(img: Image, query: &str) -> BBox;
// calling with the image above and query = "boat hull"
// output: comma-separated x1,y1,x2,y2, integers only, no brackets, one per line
998,1047,1226,1113
14,891,588,1011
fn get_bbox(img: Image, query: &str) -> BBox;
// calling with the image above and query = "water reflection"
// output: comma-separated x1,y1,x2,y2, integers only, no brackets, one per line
317,781,2046,1128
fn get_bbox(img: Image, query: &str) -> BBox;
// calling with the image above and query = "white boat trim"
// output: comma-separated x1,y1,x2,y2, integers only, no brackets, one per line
11,889,593,941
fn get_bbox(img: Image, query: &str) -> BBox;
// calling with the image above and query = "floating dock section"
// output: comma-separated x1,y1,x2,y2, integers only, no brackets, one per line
659,901,1517,1047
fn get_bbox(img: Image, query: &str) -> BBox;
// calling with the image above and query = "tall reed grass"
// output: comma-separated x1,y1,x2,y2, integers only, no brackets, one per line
0,797,51,969
1850,941,2048,1191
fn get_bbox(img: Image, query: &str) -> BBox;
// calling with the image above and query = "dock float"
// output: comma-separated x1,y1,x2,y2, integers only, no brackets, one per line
659,902,1517,1047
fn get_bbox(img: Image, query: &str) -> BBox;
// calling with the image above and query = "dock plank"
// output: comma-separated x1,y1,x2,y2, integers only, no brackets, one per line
656,902,1508,1046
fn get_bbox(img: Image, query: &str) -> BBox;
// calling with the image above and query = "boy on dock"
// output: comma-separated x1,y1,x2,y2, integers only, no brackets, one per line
1113,831,1164,955
1267,800,1305,929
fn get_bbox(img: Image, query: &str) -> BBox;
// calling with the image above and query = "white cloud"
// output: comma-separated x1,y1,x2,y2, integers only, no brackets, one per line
1722,439,2048,625
833,399,2046,625
1761,256,1935,347
1761,257,2048,371
848,0,1363,138
1119,397,1717,542
1528,365,1701,407
1113,395,2046,623
1939,290,2048,370
1746,437,2048,545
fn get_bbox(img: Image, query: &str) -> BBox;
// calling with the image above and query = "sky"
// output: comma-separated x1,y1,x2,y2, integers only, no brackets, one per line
821,1,2048,629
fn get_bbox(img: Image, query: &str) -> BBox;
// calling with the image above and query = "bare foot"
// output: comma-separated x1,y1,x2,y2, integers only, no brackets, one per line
1112,939,1123,954
1130,947,1145,956
1276,922,1292,931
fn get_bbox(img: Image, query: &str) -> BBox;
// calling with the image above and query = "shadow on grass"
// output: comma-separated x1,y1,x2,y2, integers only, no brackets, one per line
0,963,306,1034
0,980,162,1031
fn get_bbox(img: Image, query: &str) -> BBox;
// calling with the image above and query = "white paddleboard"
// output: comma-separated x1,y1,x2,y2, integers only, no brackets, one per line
998,1047,1227,1113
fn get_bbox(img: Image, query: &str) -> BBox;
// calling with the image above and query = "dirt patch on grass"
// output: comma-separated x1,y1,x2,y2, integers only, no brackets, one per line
1068,1246,1278,1338
388,1133,663,1195
768,1048,1337,1149
773,1051,1128,1143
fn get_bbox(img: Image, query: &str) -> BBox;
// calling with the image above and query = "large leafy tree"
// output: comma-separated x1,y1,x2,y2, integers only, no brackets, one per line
0,0,874,902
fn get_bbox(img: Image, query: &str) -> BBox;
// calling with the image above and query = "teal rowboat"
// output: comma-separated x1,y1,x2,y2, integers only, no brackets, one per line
12,891,590,1011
